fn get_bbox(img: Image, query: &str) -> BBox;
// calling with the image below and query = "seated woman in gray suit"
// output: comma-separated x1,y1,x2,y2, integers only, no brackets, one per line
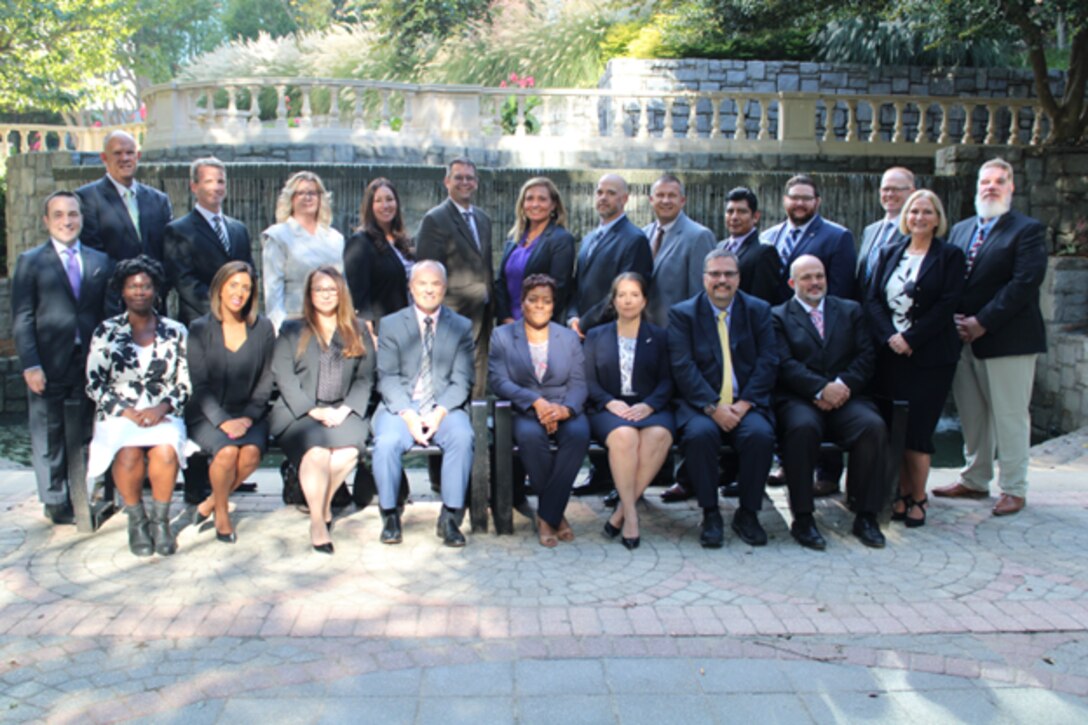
270,266,375,554
186,261,275,544
489,274,590,547
584,273,674,549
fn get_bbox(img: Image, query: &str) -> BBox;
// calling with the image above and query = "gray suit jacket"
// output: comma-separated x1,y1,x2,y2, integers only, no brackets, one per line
856,216,906,295
642,212,716,326
415,199,493,333
376,304,475,415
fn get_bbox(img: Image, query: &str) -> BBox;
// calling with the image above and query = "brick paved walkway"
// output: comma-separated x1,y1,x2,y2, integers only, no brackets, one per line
2,431,1088,722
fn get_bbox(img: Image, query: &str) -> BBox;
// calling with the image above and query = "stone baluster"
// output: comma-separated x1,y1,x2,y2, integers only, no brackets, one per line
844,100,857,142
687,97,698,138
352,88,365,129
757,99,770,140
710,97,722,139
376,89,391,132
1031,107,1044,146
868,101,881,143
515,95,527,137
1007,104,1021,146
663,98,674,139
275,85,288,129
961,104,976,144
328,86,342,128
402,90,414,132
821,99,834,142
984,103,1000,144
247,85,262,130
225,85,238,124
734,98,748,140
300,85,313,127
892,101,905,143
637,98,649,139
937,102,951,144
0,127,11,164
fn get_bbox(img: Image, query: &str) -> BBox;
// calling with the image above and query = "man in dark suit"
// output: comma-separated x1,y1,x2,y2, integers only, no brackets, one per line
761,174,857,304
935,158,1048,517
416,158,493,399
668,248,778,548
719,187,780,303
372,261,475,547
12,191,113,524
76,131,173,266
164,157,254,326
568,174,653,337
773,255,887,549
642,174,716,326
856,167,914,295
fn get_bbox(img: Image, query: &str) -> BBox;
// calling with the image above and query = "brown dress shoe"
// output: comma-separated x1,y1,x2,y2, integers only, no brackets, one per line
992,494,1025,516
932,482,988,499
812,479,841,497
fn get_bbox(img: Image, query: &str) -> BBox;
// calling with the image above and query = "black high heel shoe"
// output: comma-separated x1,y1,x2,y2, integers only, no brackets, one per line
622,536,640,550
890,494,910,522
313,542,334,554
216,530,237,544
904,496,928,528
602,520,621,539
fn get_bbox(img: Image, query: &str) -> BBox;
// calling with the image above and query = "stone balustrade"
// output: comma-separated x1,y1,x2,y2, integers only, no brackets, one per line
1,124,144,163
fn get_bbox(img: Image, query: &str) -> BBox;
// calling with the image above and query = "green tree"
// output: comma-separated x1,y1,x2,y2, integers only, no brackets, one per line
129,0,226,84
222,0,339,40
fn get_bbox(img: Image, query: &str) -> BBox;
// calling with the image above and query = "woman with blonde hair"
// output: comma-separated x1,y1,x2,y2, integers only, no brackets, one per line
262,171,345,331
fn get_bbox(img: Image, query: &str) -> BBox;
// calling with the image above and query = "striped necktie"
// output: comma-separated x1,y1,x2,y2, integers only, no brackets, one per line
780,227,801,266
211,215,231,255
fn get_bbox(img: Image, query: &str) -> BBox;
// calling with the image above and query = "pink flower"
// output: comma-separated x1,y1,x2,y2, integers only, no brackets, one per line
499,81,507,88
139,104,147,120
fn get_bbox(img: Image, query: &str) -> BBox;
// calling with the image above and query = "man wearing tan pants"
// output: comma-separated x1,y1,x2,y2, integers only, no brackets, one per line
934,158,1047,516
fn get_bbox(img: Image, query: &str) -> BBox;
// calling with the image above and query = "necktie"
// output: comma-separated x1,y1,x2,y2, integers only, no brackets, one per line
965,226,986,275
419,316,436,412
125,189,140,236
726,238,740,254
211,215,231,255
462,210,481,250
810,306,824,338
717,310,733,405
581,228,602,262
652,224,666,258
780,227,801,266
865,220,895,281
64,248,81,299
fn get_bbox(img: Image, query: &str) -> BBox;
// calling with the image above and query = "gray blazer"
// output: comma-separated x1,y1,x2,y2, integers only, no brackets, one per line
642,212,717,326
376,304,475,415
855,216,906,294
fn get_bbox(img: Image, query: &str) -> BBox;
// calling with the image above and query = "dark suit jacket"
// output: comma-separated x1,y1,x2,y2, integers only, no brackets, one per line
76,176,173,264
343,230,410,324
866,237,966,368
772,296,874,401
584,320,672,414
568,215,653,332
723,229,781,304
268,318,376,437
164,209,254,326
488,321,587,415
642,212,716,326
416,199,494,331
948,210,1048,358
494,222,576,323
185,314,275,427
855,217,908,296
667,290,778,427
761,214,858,303
12,242,114,379
377,305,475,415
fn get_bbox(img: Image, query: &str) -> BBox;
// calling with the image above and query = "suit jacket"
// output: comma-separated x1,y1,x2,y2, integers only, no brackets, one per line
343,230,410,324
164,209,254,326
494,222,576,323
667,290,778,427
855,217,908,296
865,237,965,368
12,242,114,379
568,215,653,332
642,212,716,326
185,314,275,427
268,318,376,437
761,214,857,303
772,296,874,402
488,321,587,415
76,176,173,264
416,199,494,329
948,210,1048,358
722,229,781,303
377,305,475,415
584,320,672,414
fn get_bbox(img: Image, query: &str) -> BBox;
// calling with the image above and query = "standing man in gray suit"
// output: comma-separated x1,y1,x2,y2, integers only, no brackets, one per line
372,261,476,546
856,167,915,295
416,158,493,399
642,174,717,326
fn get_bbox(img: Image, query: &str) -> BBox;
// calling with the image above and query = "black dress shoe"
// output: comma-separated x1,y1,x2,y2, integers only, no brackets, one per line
602,520,621,539
790,515,826,551
731,508,768,547
766,466,787,487
622,536,640,550
603,489,620,508
813,479,841,497
436,508,466,547
216,531,237,544
661,483,693,503
718,481,741,498
699,509,724,548
44,502,75,525
853,514,886,548
313,542,334,554
380,509,402,544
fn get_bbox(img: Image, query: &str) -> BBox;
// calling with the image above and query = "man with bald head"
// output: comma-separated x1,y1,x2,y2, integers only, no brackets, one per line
772,255,887,549
856,167,915,294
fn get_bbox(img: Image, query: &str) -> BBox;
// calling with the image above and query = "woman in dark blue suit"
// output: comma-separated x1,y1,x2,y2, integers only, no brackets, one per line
584,273,674,549
866,190,965,528
494,178,576,324
489,274,589,547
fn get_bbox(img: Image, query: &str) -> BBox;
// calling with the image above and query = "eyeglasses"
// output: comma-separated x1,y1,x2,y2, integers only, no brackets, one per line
312,286,339,296
705,270,739,279
880,186,911,193
785,194,816,203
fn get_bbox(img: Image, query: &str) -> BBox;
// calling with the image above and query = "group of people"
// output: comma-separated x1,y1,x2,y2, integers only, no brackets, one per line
12,129,1048,559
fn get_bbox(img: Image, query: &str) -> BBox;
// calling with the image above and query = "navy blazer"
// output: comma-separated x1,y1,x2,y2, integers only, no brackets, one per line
584,320,672,413
76,176,173,264
164,209,254,326
866,237,966,369
494,222,576,323
948,210,1047,359
567,215,653,332
667,290,778,426
488,321,588,416
376,305,475,415
723,229,781,304
761,214,858,303
186,314,275,427
772,296,874,401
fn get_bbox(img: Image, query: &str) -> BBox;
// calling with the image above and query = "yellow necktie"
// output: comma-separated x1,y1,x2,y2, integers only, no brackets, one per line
718,310,733,405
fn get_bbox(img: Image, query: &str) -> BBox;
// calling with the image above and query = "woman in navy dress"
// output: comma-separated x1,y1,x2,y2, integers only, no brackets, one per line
584,273,674,549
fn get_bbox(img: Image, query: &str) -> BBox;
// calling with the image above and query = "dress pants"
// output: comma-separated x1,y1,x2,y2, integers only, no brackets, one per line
952,345,1036,498
27,355,87,506
680,410,774,512
372,408,474,510
514,412,590,528
776,398,888,515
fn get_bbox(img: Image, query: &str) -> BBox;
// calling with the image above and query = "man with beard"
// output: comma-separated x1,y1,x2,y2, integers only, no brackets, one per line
933,158,1047,517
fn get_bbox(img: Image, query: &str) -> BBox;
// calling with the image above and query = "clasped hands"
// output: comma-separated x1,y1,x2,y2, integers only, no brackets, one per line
400,407,447,446
219,416,254,439
954,314,986,343
605,400,653,422
532,398,571,435
122,402,173,428
710,400,752,432
308,405,352,428
814,380,851,412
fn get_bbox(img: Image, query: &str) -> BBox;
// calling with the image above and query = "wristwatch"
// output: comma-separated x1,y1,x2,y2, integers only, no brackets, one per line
703,403,717,416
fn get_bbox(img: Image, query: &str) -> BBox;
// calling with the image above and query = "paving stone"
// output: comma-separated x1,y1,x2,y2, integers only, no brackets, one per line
317,696,418,725
612,693,714,724
416,696,515,725
516,695,617,725
705,693,816,724
603,658,701,694
515,659,607,695
419,661,513,697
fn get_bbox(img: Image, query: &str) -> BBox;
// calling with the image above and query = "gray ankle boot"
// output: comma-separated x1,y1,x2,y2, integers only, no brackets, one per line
125,503,153,557
148,500,177,556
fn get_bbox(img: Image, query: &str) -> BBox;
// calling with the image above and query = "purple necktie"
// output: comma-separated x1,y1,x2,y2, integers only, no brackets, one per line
65,248,81,299
810,307,824,338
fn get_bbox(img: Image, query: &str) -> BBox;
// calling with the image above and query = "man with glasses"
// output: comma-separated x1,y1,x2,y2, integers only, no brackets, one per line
856,167,915,295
